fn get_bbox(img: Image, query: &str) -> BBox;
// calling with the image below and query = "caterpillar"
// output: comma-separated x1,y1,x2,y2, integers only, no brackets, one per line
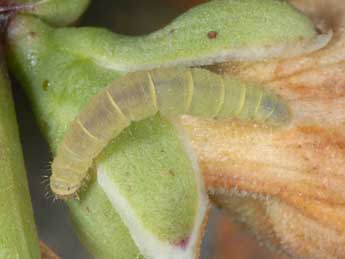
50,67,290,199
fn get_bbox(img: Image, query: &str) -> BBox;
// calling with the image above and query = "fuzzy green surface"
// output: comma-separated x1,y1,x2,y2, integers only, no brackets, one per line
98,115,198,241
15,0,90,26
51,0,316,71
0,61,41,258
7,15,118,151
7,14,201,257
69,175,144,259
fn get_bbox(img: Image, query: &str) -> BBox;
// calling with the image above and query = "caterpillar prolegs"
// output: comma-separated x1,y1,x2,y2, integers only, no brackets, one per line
50,67,291,199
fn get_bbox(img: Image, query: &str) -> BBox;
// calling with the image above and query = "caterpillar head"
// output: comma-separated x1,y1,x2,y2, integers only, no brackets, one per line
50,176,81,200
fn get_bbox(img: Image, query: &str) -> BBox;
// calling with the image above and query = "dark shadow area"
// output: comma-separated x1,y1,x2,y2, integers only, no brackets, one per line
82,0,181,35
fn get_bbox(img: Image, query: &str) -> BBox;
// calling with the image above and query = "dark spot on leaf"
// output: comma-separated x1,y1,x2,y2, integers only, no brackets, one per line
207,31,218,39
42,80,49,91
169,28,176,34
168,169,175,177
29,31,36,38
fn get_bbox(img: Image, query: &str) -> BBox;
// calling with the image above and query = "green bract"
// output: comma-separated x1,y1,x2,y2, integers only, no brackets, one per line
69,175,144,259
51,0,320,71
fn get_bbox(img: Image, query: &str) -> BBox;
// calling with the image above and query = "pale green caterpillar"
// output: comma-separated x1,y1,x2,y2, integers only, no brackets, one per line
50,67,290,198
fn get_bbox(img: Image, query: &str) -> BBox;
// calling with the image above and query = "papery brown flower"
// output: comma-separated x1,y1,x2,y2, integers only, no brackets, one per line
40,241,59,259
181,0,345,258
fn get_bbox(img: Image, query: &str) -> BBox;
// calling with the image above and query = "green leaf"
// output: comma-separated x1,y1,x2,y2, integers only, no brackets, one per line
48,0,320,71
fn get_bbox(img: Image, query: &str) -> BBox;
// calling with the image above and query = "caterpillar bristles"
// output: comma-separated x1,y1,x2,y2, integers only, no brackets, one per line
44,190,55,201
41,177,49,185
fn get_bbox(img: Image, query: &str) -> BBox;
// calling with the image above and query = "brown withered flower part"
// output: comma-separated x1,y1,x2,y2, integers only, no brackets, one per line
180,0,345,258
40,241,59,259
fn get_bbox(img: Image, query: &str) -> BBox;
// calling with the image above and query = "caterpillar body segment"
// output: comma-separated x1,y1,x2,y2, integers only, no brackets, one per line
50,68,290,198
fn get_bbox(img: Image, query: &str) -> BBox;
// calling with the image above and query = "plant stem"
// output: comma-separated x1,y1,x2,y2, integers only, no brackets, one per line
0,53,41,258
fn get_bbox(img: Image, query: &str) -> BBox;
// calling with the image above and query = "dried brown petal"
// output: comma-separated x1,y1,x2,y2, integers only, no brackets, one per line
180,0,345,258
40,241,59,259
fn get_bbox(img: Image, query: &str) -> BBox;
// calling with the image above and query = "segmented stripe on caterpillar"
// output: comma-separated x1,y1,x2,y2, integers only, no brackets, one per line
50,67,291,199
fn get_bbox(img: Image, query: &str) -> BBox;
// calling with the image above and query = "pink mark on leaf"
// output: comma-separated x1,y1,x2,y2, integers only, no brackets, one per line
171,236,190,250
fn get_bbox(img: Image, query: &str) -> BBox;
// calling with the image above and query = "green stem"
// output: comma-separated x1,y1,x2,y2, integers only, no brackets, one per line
0,55,41,258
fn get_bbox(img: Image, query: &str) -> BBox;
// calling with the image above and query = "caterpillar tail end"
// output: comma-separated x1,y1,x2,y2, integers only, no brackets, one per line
265,99,292,126
254,91,292,126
